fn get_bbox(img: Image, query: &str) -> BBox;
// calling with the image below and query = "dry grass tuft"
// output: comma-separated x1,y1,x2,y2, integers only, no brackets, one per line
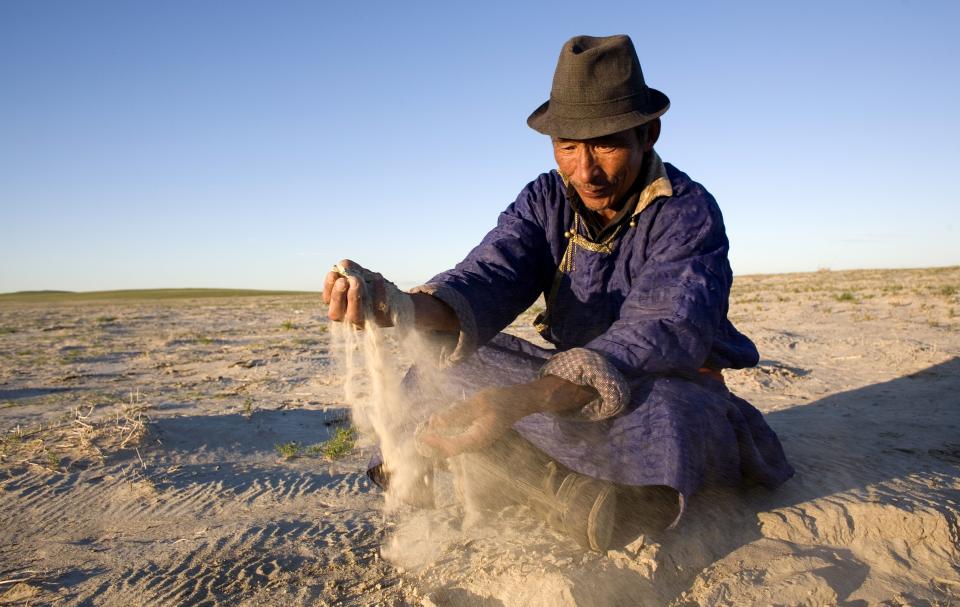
0,391,150,472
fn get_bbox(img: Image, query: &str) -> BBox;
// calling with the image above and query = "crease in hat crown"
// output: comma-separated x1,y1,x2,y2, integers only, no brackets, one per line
527,34,670,140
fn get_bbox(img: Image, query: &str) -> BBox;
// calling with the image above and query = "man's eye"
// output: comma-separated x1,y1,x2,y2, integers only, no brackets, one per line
594,144,616,152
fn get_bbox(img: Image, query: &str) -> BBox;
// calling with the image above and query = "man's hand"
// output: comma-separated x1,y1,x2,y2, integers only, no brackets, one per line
416,376,600,458
323,259,461,333
417,386,523,458
322,259,393,328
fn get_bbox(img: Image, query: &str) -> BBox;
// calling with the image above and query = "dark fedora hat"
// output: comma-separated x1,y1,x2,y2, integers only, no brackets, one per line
527,34,670,140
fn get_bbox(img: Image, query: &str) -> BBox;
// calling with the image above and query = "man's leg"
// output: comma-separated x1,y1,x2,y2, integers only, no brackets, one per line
609,484,680,547
457,430,679,551
454,429,557,516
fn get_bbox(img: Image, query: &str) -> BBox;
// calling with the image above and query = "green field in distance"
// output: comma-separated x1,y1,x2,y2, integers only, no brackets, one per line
0,289,317,303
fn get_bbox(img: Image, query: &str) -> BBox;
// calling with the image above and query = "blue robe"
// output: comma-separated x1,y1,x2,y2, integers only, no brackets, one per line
411,157,793,517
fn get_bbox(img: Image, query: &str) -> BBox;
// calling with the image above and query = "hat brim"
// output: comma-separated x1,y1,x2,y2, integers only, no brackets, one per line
526,88,670,140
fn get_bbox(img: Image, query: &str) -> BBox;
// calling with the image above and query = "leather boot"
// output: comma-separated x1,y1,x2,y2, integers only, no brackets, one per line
455,431,618,552
545,461,618,552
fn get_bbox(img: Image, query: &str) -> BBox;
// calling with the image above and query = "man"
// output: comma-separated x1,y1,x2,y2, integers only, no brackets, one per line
323,34,793,552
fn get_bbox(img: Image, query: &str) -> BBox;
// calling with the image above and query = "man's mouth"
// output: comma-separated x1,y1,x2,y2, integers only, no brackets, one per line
572,179,616,199
579,185,611,198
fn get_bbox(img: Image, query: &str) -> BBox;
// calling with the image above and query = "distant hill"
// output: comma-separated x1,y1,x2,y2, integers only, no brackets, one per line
0,288,317,303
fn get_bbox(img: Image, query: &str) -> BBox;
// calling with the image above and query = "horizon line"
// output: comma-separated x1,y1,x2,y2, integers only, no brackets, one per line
3,264,957,298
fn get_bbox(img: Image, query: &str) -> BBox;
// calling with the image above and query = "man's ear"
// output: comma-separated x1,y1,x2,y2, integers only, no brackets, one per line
643,118,661,152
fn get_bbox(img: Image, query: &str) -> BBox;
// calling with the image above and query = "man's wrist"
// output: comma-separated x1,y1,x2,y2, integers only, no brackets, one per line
513,375,598,417
409,292,460,332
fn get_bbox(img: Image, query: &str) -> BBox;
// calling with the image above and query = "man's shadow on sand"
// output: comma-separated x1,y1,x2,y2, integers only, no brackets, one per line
649,356,960,605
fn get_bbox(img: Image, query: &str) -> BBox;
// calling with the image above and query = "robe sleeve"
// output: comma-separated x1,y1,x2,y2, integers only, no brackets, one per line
411,176,553,364
542,188,737,420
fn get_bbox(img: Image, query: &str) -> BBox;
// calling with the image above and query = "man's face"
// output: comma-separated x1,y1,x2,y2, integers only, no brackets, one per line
552,127,648,219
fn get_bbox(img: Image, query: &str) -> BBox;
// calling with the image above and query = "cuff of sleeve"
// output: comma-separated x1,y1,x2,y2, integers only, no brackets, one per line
409,283,478,365
540,347,631,421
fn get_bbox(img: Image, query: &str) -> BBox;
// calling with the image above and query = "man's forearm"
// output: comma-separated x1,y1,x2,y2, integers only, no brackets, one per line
511,374,598,417
410,292,460,333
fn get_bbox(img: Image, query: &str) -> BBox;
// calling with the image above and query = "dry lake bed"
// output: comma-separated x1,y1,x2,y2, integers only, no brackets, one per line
1,267,958,606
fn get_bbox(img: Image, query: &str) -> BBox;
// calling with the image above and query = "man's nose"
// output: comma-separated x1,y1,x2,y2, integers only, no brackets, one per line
574,146,602,184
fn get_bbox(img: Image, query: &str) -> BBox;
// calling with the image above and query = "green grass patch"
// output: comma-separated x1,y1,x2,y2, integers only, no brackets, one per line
277,428,357,462
835,291,857,302
308,427,356,460
281,320,297,331
0,288,317,303
275,441,301,459
0,327,17,334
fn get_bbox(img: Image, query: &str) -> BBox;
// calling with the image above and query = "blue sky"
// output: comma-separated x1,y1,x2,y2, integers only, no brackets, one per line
2,0,957,292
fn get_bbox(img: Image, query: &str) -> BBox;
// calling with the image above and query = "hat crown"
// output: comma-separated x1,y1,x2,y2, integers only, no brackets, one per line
527,34,669,140
551,35,648,105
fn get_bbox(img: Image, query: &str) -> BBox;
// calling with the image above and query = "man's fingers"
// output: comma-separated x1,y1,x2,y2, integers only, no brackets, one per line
449,419,499,453
427,401,471,432
417,432,459,458
427,410,453,431
327,277,349,321
325,260,397,329
324,266,367,327
325,259,355,307
415,420,453,458
418,421,493,458
419,400,501,458
322,270,340,305
345,276,364,327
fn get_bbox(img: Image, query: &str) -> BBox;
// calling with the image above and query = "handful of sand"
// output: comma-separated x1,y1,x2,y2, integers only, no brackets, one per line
413,419,471,459
333,262,415,331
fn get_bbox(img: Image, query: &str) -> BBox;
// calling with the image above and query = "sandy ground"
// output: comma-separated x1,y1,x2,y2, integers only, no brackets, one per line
1,266,958,606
